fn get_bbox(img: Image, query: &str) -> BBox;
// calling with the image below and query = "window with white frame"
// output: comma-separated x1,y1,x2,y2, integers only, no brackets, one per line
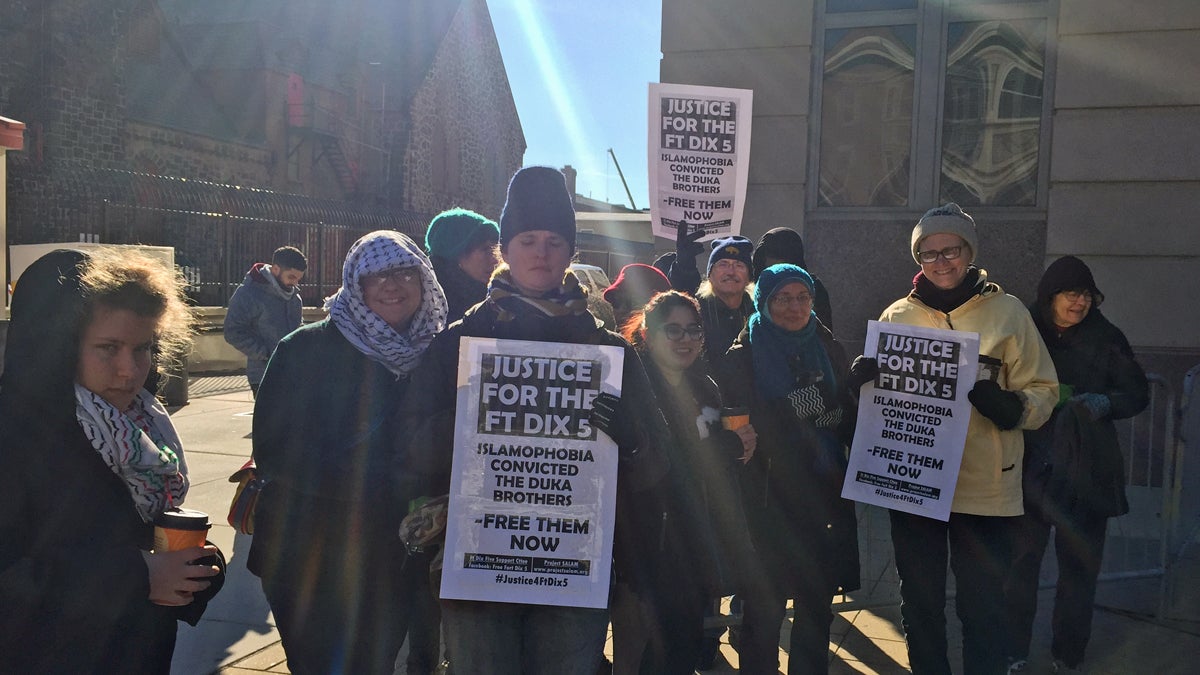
812,0,1054,209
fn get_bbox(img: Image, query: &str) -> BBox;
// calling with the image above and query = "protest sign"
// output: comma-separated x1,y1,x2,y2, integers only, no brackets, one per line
648,82,752,241
439,337,624,608
842,321,980,521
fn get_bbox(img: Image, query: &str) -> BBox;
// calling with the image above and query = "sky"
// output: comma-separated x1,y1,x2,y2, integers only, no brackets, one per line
487,0,661,210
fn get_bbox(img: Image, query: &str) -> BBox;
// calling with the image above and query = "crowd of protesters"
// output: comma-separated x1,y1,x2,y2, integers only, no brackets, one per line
0,161,1149,675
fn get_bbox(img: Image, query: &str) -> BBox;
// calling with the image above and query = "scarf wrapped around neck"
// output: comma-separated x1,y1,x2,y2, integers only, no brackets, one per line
912,265,986,314
749,314,836,400
749,264,836,400
75,384,189,522
487,267,590,320
324,230,448,377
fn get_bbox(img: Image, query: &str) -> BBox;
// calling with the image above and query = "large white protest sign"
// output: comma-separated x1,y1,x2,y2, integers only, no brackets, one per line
439,337,624,608
648,83,752,241
842,321,980,521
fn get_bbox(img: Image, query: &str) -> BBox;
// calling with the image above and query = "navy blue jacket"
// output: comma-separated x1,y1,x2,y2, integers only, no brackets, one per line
224,263,303,384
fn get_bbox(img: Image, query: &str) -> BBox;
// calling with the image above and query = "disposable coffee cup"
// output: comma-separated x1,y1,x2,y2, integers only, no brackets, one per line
153,507,210,552
721,406,750,431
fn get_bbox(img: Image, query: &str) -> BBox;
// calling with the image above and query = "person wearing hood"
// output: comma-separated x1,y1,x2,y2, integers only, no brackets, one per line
224,245,307,395
752,227,834,330
849,203,1058,675
1003,256,1148,674
247,231,448,674
425,207,501,322
0,248,224,673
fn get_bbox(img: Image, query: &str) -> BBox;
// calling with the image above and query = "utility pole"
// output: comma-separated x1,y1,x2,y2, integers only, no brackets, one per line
607,148,637,210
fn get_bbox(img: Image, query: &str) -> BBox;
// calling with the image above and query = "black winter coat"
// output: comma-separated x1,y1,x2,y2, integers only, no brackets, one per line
0,409,209,674
248,318,413,582
713,322,861,596
431,254,488,323
1023,307,1149,521
400,297,672,593
0,249,220,674
641,360,756,598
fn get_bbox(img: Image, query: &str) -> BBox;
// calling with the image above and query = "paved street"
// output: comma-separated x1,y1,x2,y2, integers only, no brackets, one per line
169,380,1200,674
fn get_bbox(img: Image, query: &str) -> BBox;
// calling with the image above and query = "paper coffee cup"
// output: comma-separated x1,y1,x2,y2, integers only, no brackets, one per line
721,406,750,431
153,507,210,552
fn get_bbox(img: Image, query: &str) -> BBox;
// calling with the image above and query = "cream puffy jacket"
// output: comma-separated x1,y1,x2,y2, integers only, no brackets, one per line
879,274,1058,516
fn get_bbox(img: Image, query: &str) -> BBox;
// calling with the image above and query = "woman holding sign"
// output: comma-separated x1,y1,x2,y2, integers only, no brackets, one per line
0,248,224,672
713,263,860,675
614,290,757,673
1003,256,1148,673
249,230,448,674
860,203,1058,675
401,166,670,675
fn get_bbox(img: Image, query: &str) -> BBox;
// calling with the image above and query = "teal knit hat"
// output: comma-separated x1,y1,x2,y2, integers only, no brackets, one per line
424,208,499,260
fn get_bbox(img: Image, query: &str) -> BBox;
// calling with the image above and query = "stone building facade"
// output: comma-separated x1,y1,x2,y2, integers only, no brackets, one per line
402,0,526,218
659,0,1199,390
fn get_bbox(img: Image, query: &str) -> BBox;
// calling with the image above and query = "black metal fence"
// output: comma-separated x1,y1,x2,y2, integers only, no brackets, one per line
8,163,431,306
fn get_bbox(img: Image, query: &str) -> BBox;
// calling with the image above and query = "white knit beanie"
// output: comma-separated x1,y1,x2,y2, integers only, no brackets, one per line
911,203,978,264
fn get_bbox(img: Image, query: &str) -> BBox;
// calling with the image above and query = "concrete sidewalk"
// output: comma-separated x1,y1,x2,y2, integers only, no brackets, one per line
171,380,1200,675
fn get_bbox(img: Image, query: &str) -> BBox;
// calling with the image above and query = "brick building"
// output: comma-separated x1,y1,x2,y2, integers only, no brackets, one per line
0,0,524,250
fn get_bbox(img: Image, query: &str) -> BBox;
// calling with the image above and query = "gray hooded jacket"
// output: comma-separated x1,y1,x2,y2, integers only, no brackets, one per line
224,263,303,383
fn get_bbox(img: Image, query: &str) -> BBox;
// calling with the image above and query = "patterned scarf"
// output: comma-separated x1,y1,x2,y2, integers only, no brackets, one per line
487,267,589,321
324,230,449,377
75,384,189,522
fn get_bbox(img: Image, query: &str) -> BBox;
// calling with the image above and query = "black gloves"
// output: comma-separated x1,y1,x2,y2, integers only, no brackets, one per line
846,356,879,392
675,220,705,261
968,380,1023,430
591,392,640,454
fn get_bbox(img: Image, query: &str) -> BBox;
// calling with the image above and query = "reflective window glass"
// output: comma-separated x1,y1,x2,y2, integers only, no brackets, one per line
818,26,916,206
940,20,1046,206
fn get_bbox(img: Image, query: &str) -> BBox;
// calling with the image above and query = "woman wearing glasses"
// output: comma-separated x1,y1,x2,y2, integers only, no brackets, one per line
713,264,860,675
611,290,757,673
853,203,1057,675
1004,256,1148,673
248,231,448,674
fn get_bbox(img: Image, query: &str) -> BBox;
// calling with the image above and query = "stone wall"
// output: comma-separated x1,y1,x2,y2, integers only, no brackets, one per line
124,121,272,185
401,0,525,220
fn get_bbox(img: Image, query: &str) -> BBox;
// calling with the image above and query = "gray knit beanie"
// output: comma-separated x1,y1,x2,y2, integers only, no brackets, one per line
911,203,978,264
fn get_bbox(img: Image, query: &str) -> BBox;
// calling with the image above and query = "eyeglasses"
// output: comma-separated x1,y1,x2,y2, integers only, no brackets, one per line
660,324,705,342
362,268,420,287
711,259,748,273
916,246,963,264
769,293,813,308
1061,290,1094,303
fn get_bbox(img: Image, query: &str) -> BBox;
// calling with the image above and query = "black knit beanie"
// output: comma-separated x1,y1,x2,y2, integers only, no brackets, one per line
499,166,577,252
752,227,807,280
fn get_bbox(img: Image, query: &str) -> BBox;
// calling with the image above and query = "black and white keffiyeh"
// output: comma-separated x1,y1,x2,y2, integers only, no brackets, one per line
324,230,449,377
74,384,189,522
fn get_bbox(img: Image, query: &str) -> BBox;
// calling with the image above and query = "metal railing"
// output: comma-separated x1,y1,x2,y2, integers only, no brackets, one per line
832,372,1187,618
7,163,431,306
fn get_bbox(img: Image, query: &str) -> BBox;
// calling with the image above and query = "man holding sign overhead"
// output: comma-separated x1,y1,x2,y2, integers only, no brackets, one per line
846,204,1057,675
